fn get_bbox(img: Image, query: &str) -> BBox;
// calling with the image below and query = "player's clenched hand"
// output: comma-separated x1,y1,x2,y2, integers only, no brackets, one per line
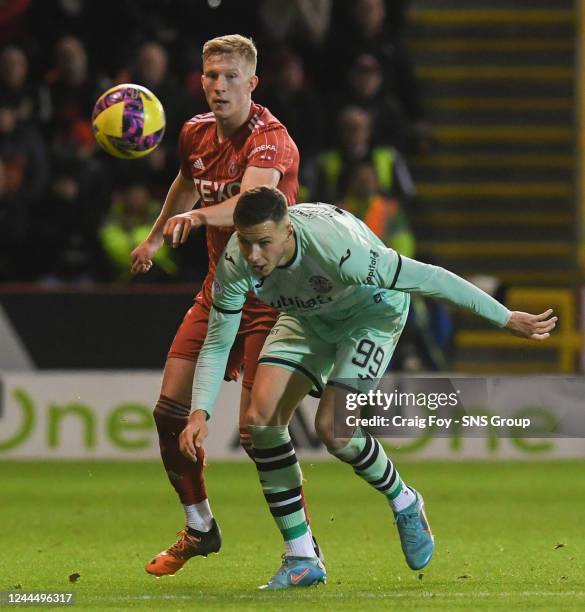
130,239,161,274
163,210,205,248
506,309,557,340
179,410,209,462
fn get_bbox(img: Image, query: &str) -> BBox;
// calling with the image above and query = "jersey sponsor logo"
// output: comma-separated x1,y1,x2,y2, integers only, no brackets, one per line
270,294,333,311
249,143,277,158
247,114,265,131
193,178,241,203
193,157,205,170
365,250,379,284
309,275,332,294
212,279,223,295
339,249,352,267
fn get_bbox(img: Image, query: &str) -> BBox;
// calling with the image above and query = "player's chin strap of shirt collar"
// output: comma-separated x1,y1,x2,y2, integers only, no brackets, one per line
277,228,298,269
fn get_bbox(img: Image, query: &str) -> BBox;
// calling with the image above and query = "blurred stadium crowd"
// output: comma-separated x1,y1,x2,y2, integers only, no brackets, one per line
0,0,433,286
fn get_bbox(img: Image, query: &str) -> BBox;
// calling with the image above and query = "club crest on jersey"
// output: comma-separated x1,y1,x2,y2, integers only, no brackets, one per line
227,160,241,178
213,279,223,295
309,275,333,294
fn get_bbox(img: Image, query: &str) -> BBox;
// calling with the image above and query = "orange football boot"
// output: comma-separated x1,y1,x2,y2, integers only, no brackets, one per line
145,519,222,576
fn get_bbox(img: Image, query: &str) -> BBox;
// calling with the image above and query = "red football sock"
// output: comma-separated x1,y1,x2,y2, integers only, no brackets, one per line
154,395,207,505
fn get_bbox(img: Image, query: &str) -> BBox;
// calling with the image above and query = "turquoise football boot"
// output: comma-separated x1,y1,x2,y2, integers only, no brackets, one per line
259,556,327,590
394,488,435,570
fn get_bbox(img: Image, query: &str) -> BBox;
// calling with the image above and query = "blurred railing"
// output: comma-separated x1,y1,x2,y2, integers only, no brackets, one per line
456,288,583,373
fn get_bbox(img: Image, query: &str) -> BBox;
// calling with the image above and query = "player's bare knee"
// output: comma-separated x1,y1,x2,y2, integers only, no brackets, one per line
244,403,271,428
160,358,196,406
314,413,336,448
245,382,279,427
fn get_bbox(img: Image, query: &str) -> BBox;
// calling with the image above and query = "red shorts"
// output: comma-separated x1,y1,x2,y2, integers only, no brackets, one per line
168,298,277,389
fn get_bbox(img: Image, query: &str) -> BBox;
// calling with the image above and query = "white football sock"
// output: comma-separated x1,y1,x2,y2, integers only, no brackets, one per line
184,499,213,532
285,530,317,558
391,486,417,513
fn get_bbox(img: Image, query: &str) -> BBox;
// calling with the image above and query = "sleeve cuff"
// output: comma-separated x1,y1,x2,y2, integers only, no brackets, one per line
212,302,243,315
500,309,512,328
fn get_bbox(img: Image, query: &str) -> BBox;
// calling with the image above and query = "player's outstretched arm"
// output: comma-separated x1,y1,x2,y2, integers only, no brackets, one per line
131,172,199,272
162,166,281,247
179,306,243,462
505,308,557,340
180,249,249,461
386,255,557,335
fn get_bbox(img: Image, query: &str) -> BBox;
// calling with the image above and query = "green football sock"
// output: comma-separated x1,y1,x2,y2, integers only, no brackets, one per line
249,425,315,556
331,427,416,512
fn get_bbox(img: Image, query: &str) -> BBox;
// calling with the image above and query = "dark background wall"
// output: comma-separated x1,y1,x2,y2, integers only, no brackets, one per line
0,286,198,368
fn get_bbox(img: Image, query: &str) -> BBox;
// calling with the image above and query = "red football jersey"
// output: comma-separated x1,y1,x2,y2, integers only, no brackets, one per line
178,102,300,313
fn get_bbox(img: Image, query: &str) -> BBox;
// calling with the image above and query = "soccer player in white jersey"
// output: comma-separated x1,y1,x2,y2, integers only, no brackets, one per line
179,186,557,590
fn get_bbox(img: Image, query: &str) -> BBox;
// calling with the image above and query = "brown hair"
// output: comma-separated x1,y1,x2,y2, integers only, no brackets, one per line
202,34,257,74
234,187,288,227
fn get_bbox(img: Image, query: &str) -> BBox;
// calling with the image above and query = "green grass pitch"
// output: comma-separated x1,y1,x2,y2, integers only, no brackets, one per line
1,460,584,610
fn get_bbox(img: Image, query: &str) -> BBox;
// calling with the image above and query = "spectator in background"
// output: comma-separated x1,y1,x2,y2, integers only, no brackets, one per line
257,48,326,201
324,0,432,154
100,181,176,283
24,1,110,75
340,53,417,152
258,0,332,60
38,37,180,232
311,106,416,207
339,160,415,257
31,164,108,285
116,41,190,177
258,48,325,157
0,46,35,123
328,0,409,40
337,160,451,372
51,118,111,222
38,35,110,150
119,42,188,143
29,120,111,284
0,100,48,280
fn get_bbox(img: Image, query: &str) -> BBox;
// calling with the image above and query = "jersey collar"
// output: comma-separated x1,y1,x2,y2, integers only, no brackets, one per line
277,225,300,270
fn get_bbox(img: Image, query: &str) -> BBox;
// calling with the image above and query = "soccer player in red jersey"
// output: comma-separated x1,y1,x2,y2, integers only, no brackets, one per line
130,35,319,576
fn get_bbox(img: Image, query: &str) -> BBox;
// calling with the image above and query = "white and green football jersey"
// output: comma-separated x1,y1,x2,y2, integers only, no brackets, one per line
193,204,511,415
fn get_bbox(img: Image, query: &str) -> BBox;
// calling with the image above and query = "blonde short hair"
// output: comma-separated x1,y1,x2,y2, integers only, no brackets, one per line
202,34,257,74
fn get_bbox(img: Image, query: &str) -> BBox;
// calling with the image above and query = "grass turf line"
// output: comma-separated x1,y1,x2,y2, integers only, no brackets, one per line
1,460,584,610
